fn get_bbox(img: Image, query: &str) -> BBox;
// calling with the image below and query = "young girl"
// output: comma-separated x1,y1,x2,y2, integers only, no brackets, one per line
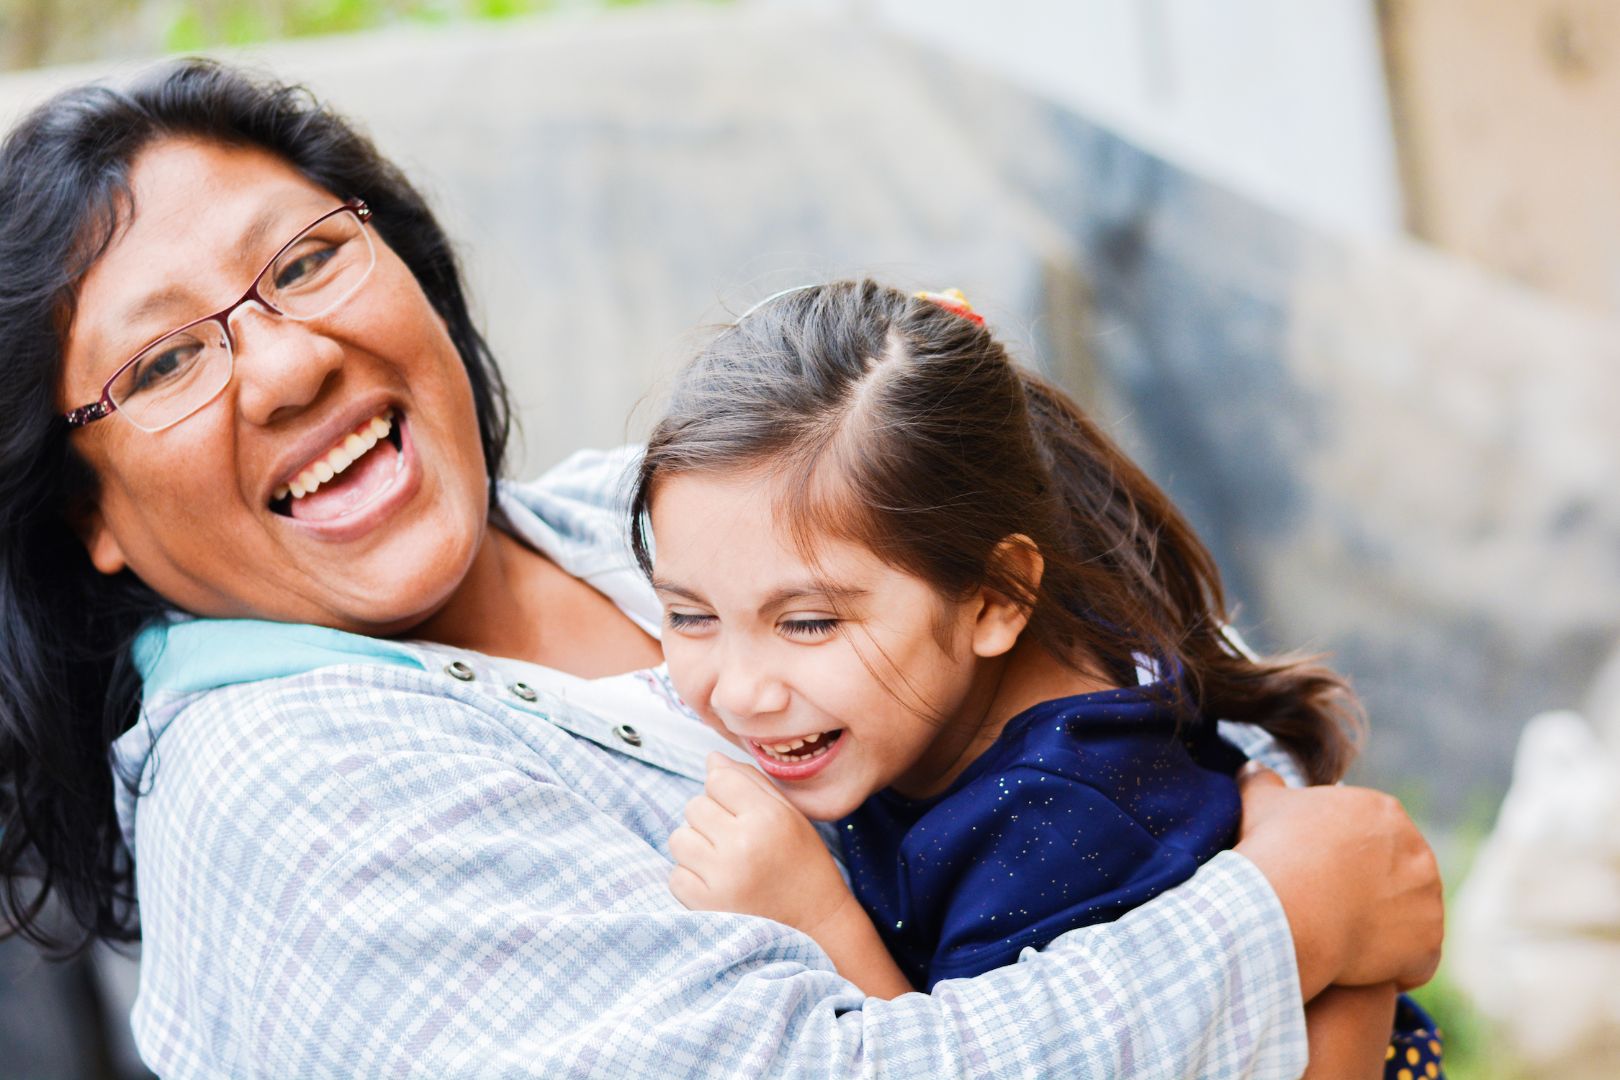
631,280,1443,1079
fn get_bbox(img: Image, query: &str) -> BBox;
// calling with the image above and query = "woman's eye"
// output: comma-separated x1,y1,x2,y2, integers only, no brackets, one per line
779,618,838,639
273,245,338,290
125,344,199,396
664,611,715,633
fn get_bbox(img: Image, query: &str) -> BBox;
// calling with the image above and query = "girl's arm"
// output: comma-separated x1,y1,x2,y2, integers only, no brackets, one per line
1302,983,1398,1080
668,753,915,999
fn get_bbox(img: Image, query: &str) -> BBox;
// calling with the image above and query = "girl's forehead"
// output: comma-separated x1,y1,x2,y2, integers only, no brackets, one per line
651,470,896,597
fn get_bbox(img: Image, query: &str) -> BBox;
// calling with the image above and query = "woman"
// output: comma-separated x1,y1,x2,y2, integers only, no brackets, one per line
0,60,1441,1078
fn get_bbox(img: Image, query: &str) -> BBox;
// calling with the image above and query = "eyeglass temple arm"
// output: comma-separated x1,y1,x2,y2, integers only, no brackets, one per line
64,400,114,428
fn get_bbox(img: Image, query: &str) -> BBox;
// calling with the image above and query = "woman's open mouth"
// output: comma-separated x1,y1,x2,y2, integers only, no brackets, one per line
747,729,845,781
267,407,419,541
270,408,405,521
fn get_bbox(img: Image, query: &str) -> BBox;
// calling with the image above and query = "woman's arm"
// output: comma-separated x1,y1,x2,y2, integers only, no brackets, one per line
146,690,1303,1077
135,683,1432,1078
1234,764,1445,998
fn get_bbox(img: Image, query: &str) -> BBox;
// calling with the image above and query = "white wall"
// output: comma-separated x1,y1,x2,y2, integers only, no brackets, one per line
830,0,1403,238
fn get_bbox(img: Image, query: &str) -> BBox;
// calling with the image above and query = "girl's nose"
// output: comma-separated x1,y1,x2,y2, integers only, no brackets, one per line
710,654,791,725
230,303,345,426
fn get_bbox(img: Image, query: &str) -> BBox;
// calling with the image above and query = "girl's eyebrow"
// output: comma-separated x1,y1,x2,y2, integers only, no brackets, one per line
650,578,868,613
650,578,705,603
759,584,868,612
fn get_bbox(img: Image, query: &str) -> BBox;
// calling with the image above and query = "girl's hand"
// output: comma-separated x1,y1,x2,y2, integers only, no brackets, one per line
668,753,855,937
1235,765,1444,998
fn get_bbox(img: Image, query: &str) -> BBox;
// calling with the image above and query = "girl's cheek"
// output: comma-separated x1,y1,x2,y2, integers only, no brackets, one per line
700,712,744,746
663,649,735,742
662,645,704,711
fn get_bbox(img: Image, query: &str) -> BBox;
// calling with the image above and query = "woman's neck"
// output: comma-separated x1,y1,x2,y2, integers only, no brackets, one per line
410,523,661,677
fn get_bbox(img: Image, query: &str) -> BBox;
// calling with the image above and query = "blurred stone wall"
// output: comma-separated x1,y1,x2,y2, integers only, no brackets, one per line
3,4,1616,821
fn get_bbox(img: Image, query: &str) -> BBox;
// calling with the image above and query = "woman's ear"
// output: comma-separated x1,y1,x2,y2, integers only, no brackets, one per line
970,534,1044,659
71,503,129,576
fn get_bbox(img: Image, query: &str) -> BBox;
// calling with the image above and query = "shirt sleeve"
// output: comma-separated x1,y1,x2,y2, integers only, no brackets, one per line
218,762,1299,1075
142,679,1304,1079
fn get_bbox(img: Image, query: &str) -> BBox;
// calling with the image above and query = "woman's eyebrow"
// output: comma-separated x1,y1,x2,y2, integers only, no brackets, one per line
108,204,301,330
116,285,197,329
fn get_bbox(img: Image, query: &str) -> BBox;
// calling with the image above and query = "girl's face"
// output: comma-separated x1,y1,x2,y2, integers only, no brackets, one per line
57,138,491,634
651,470,1014,821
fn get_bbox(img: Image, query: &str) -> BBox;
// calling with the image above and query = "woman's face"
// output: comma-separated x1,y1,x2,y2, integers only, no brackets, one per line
57,137,491,634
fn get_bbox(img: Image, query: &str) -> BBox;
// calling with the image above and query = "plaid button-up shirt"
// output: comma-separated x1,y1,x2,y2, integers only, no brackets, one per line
113,446,1308,1078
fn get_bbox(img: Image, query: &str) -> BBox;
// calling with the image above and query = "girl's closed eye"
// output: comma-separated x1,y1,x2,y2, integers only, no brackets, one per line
665,610,716,634
778,617,838,639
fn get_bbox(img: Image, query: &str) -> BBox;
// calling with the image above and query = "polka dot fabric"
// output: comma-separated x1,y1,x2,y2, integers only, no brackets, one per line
1386,994,1445,1080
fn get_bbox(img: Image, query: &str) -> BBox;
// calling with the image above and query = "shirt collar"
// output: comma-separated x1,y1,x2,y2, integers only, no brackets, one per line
134,615,425,697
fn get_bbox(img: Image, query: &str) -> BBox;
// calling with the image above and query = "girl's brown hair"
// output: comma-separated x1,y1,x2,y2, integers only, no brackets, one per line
630,280,1360,784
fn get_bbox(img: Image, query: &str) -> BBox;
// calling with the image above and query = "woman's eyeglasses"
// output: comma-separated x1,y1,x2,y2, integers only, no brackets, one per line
63,200,376,433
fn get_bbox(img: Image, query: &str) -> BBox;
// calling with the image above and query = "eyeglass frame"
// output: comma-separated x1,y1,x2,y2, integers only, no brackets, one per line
62,198,375,432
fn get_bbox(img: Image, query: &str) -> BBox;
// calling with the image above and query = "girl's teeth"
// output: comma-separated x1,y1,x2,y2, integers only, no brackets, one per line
313,461,335,483
758,731,837,762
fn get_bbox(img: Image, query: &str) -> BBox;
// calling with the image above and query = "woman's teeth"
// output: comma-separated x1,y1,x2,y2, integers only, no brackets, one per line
274,410,394,501
755,730,842,763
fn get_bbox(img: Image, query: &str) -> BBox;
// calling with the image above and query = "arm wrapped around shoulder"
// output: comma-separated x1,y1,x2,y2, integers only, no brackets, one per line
1234,763,1444,998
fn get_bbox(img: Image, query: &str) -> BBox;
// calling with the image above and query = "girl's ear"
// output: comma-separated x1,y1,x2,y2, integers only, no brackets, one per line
971,534,1043,659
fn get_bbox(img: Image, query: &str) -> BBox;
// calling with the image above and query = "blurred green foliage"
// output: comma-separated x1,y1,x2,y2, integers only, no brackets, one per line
0,0,728,72
1401,796,1529,1080
163,0,682,54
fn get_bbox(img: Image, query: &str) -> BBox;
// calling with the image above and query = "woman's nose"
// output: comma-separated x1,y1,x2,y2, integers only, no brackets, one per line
229,303,345,425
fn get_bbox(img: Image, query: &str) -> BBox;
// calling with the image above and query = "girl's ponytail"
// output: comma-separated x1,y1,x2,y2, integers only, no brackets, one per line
1017,368,1362,784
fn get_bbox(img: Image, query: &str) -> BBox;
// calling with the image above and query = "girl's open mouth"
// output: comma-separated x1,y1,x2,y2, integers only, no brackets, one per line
747,729,845,781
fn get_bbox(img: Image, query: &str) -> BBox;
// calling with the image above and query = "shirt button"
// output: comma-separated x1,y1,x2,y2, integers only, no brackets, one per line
445,661,476,682
509,681,538,702
612,724,643,747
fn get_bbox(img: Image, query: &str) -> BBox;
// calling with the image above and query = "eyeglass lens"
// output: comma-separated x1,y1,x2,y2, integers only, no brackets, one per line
108,208,376,432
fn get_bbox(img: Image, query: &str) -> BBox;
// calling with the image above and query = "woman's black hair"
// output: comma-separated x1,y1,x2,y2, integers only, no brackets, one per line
0,59,512,953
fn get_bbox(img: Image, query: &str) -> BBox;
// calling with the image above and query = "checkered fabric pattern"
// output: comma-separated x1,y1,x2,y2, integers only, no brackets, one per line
111,446,1308,1078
